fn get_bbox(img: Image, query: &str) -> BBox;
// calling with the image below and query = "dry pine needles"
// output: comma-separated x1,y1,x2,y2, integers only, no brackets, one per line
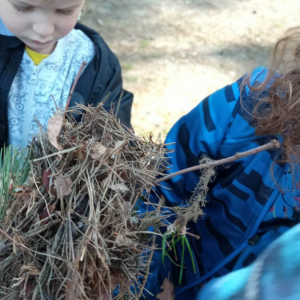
0,104,172,300
0,101,280,300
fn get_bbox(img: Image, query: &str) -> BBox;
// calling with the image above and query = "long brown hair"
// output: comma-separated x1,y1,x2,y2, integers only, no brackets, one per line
248,28,300,165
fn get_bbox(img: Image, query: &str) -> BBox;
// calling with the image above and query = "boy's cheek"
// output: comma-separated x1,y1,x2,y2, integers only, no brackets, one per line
0,16,24,36
57,19,79,39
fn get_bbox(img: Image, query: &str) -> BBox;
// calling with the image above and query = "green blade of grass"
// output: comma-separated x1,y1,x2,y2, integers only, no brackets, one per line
164,248,184,268
162,233,167,267
179,237,185,284
0,146,31,220
171,234,178,261
184,236,196,274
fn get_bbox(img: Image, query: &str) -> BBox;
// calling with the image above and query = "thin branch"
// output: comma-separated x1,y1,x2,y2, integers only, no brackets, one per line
0,228,15,243
64,61,87,112
156,139,281,184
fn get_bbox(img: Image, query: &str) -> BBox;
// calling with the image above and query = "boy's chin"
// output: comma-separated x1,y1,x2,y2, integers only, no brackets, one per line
24,39,57,55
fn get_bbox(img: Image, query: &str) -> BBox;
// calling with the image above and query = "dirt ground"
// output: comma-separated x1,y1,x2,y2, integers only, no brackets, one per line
81,0,300,137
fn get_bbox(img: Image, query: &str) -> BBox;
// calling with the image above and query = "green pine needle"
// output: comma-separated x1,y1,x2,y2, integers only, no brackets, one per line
161,231,198,285
0,146,31,220
171,234,178,261
179,236,185,284
184,236,197,274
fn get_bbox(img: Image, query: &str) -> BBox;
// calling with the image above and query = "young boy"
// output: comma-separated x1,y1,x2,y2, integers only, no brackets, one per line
0,0,133,150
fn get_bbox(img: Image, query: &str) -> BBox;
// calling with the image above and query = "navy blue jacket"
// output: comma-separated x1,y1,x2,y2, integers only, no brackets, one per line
0,22,133,149
144,68,300,299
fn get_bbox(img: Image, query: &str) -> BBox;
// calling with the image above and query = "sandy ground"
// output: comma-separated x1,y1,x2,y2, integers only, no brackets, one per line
81,0,300,137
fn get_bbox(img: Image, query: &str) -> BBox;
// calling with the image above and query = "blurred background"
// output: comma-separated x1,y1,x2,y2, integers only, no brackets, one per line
81,0,300,137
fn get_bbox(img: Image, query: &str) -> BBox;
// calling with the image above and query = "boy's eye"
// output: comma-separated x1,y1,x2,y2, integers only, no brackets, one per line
56,9,74,16
13,5,34,13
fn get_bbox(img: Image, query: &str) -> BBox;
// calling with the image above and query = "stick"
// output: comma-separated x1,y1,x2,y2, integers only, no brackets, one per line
64,61,87,112
32,146,78,162
155,139,281,184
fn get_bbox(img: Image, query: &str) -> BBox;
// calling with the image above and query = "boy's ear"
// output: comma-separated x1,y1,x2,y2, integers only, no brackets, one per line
78,3,86,20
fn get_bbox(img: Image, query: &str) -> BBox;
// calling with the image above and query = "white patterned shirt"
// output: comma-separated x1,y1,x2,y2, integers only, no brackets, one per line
7,28,95,149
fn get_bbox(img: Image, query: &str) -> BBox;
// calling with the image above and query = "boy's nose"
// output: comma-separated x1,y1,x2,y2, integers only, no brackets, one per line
33,19,55,39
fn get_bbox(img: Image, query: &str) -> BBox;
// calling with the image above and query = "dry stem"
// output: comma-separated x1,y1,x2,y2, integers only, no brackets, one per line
156,139,281,184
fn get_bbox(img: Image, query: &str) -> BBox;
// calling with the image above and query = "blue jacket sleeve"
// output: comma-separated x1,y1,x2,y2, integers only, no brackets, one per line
158,67,269,207
158,78,241,206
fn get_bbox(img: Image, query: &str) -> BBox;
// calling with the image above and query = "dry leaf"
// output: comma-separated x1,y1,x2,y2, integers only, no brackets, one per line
77,143,87,162
116,233,139,248
47,111,64,151
114,140,125,149
54,176,72,197
156,278,175,300
42,169,52,191
109,183,129,193
39,204,56,223
91,142,107,159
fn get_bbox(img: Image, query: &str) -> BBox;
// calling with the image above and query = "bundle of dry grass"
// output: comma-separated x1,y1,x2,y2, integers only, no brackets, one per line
0,104,171,300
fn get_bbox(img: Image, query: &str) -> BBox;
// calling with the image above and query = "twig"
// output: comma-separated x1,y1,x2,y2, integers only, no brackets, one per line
0,228,16,244
32,146,78,162
156,139,281,184
64,61,87,112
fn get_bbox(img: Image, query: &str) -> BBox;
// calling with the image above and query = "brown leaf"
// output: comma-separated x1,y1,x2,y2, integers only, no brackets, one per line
156,278,175,300
47,110,64,151
42,169,52,191
54,176,72,197
91,142,107,159
39,204,56,223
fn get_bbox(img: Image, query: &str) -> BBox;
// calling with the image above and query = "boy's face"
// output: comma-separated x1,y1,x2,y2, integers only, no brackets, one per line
0,0,85,54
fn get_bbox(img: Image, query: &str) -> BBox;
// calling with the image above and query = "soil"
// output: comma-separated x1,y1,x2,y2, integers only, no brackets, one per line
81,0,300,137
